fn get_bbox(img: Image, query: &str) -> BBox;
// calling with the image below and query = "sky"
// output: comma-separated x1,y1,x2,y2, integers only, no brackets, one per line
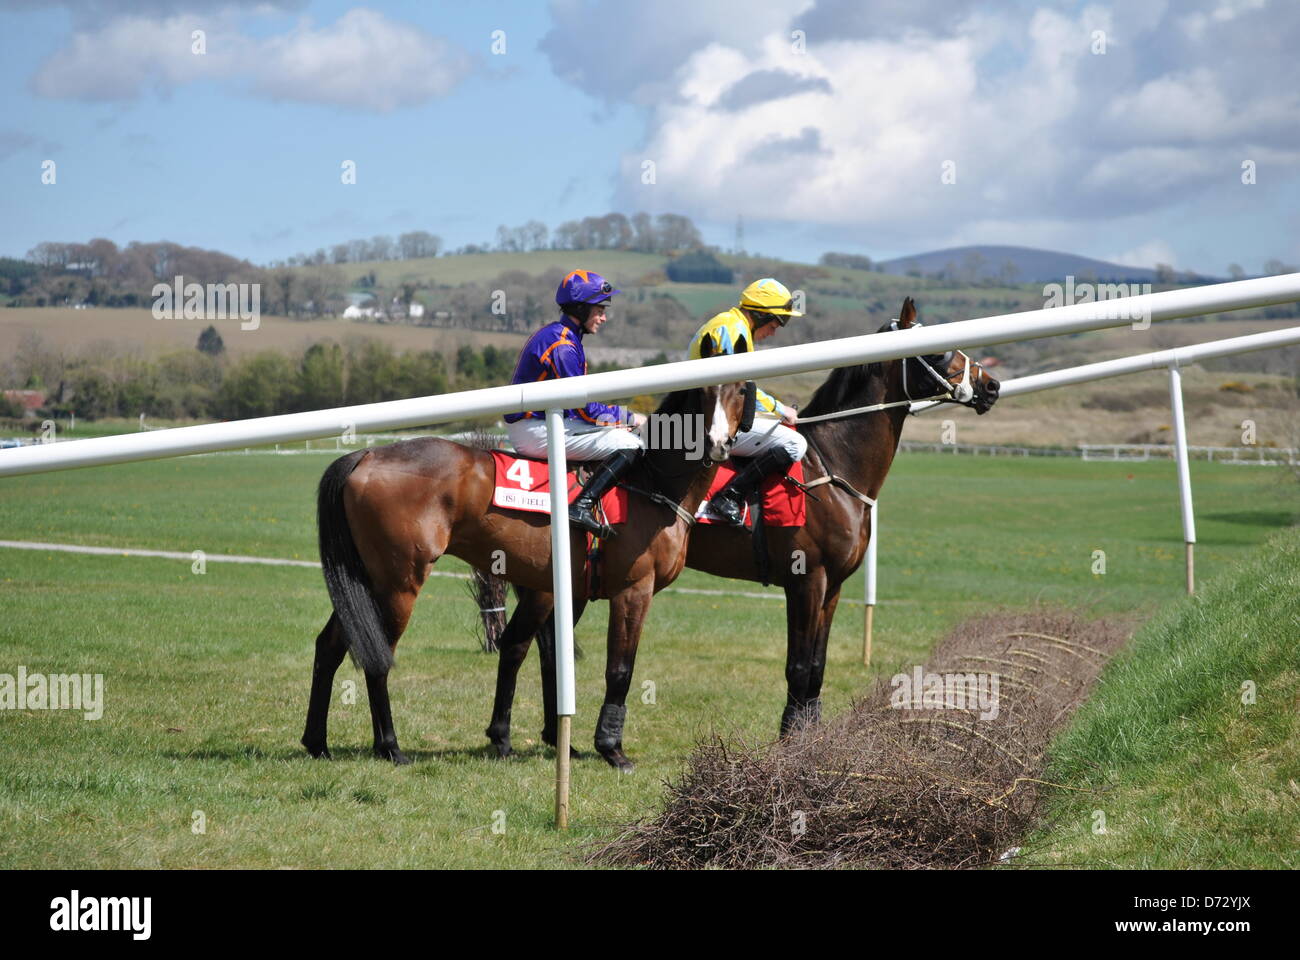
0,0,1296,275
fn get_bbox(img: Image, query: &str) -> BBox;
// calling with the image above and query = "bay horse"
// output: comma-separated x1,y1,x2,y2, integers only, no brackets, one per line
480,298,1001,766
302,342,755,767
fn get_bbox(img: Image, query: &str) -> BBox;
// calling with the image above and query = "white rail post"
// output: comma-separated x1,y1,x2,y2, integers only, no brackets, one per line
863,500,878,668
545,408,577,828
1166,363,1196,594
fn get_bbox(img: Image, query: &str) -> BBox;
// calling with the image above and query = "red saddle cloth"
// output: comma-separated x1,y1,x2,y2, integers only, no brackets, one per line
697,459,806,527
490,451,628,524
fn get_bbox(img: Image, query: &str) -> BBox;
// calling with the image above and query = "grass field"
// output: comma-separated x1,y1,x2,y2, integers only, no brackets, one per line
1021,525,1300,869
0,449,1295,868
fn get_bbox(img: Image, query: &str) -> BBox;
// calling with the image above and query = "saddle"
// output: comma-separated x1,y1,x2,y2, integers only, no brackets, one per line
490,450,627,600
696,459,807,527
697,458,808,588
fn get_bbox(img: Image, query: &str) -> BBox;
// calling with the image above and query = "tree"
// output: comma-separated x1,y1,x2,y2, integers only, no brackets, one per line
216,351,297,419
398,231,441,259
665,249,733,283
197,325,225,356
520,220,548,251
655,213,702,250
631,212,656,252
819,252,873,271
1154,263,1177,285
271,269,296,315
553,220,581,250
298,341,345,410
1228,263,1245,281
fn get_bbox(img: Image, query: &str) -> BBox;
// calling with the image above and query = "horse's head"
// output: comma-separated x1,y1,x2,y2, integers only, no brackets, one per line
699,336,757,464
889,297,1001,414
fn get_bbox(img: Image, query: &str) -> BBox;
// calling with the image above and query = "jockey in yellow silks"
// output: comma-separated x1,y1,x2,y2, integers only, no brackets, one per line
686,278,808,526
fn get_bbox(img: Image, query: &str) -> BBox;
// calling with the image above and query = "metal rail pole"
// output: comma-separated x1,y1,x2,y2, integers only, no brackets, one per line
545,409,577,828
1166,366,1197,594
863,500,877,667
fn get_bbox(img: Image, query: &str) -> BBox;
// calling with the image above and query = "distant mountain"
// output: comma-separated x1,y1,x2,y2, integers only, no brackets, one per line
873,245,1181,285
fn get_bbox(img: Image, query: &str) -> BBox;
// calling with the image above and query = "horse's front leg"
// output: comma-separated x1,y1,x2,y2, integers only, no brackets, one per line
594,582,653,772
802,582,843,728
781,570,828,737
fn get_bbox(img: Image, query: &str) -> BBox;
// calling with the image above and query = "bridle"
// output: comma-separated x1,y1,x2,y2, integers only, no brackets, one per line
796,319,984,424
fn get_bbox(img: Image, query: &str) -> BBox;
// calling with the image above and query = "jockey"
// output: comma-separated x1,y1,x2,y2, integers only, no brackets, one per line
687,277,807,526
505,269,647,538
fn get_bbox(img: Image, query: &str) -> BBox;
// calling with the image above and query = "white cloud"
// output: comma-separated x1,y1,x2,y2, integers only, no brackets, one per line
28,7,472,112
602,0,1300,248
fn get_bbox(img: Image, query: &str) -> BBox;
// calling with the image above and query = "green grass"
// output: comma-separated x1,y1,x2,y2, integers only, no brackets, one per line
0,450,1295,867
1018,525,1300,869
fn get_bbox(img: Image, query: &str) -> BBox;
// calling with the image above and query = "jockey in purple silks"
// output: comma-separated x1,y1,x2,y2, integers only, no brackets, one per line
505,269,647,539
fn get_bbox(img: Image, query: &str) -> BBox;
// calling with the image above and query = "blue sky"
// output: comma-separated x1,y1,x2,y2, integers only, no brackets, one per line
2,0,1297,275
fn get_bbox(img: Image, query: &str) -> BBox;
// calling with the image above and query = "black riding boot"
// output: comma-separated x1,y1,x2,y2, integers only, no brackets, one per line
568,448,640,538
710,446,794,527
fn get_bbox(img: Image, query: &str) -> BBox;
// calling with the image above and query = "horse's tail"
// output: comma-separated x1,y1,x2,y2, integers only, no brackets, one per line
317,451,393,675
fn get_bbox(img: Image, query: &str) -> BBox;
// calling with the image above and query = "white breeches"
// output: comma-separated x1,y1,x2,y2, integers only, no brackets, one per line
728,417,807,461
506,418,646,461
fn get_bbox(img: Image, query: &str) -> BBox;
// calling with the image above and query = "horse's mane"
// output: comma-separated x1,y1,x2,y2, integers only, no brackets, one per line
654,388,701,417
800,362,884,418
801,319,899,418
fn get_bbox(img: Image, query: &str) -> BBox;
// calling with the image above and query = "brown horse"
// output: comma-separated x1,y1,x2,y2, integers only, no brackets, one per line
482,298,1001,764
302,356,755,767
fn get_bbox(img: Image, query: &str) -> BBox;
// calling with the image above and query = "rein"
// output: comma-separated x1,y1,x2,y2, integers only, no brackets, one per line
798,430,877,509
796,338,977,425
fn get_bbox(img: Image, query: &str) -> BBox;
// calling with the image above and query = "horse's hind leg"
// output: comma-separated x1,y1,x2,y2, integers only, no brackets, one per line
302,612,347,759
485,587,551,758
540,595,587,755
367,588,419,765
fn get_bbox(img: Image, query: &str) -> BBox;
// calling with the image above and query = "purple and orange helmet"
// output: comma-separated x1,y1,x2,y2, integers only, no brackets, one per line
556,269,620,308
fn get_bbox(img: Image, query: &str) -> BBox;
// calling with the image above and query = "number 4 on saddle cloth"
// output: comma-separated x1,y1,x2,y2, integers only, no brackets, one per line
490,450,628,523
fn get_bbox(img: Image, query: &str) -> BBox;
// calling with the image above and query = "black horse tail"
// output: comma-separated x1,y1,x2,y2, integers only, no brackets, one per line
317,451,392,675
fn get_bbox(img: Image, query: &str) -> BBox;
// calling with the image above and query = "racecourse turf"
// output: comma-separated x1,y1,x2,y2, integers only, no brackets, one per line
0,448,1295,868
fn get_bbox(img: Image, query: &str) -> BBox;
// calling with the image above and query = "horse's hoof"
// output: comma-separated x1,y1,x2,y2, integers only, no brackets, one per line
492,741,513,759
374,745,411,765
302,738,331,759
599,748,635,773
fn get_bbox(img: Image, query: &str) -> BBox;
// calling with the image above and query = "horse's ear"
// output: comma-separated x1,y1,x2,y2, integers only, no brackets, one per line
699,336,715,359
739,380,757,432
899,297,917,328
734,336,749,353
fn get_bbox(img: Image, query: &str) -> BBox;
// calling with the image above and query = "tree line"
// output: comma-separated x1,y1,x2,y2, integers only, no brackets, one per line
280,212,705,266
2,333,555,423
